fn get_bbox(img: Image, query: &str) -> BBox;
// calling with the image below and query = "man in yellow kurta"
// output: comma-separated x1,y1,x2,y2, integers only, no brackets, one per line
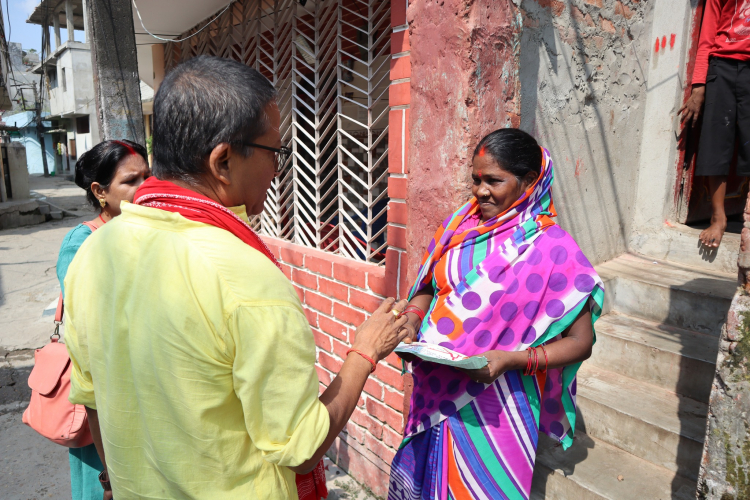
64,55,409,499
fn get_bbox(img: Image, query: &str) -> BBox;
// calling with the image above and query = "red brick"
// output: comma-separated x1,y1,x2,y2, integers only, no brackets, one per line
388,109,403,174
383,351,404,369
391,0,407,27
303,307,318,328
364,378,384,400
402,373,414,421
280,263,292,280
280,246,304,267
390,56,411,80
387,225,407,250
293,285,305,302
350,289,382,313
333,261,368,288
388,176,407,199
315,365,332,386
312,328,332,352
391,30,410,53
319,278,349,302
366,398,404,433
384,249,400,298
389,82,410,107
584,0,602,7
319,315,349,341
306,255,333,277
368,271,388,298
383,424,404,450
264,240,281,259
388,201,408,225
319,382,326,395
329,438,390,498
403,108,410,174
318,351,343,373
351,407,383,439
365,433,397,464
306,291,333,315
334,302,367,326
345,422,366,443
384,387,404,411
398,251,409,300
292,268,318,290
332,338,350,360
600,17,616,33
374,363,405,391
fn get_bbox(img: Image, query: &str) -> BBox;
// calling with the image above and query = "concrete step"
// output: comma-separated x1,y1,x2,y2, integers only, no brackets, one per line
596,253,736,336
532,430,697,500
630,224,740,275
576,364,707,481
590,312,718,402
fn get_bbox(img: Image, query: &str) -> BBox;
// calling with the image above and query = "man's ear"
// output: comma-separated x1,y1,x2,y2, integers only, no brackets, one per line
207,143,232,186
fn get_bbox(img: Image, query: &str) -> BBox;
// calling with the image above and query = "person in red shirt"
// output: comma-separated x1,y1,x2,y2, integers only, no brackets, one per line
680,0,750,248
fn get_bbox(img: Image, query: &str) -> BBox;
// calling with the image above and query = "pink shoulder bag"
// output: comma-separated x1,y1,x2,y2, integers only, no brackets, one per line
22,218,103,447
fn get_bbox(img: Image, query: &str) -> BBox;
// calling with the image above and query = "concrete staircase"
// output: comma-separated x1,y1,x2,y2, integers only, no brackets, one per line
531,253,737,499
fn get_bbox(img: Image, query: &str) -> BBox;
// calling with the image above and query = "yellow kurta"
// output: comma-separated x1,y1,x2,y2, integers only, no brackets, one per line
64,202,329,499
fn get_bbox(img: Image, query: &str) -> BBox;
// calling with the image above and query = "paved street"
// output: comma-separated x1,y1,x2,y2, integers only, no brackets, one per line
0,175,375,500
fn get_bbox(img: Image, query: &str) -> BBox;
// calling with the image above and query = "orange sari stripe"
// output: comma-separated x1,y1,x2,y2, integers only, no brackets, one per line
446,429,474,500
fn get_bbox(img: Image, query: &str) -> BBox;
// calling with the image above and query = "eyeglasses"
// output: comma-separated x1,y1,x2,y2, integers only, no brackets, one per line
241,143,292,172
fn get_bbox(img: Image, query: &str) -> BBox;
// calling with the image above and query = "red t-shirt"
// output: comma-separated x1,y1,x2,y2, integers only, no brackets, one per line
693,0,750,84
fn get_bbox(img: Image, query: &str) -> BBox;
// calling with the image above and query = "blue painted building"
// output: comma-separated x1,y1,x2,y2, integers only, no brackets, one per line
3,111,56,175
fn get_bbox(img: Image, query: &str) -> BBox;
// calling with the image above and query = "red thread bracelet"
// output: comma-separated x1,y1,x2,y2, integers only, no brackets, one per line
346,349,377,373
402,306,426,322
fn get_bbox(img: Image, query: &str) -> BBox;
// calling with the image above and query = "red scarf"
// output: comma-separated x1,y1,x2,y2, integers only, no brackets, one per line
133,177,279,268
134,177,326,499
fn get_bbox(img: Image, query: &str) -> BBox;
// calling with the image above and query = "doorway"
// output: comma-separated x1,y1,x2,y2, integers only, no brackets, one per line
674,0,747,237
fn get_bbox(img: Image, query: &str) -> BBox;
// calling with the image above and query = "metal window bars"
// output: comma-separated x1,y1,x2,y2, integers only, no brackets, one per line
164,0,391,264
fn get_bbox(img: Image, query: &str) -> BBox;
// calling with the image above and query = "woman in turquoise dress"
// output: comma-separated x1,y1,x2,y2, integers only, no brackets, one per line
57,139,149,499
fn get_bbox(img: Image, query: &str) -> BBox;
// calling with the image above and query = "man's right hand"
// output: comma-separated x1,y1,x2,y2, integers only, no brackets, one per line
351,298,409,363
679,85,705,126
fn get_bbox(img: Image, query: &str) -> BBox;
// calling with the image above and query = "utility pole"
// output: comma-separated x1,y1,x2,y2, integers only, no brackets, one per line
84,0,145,144
33,81,49,178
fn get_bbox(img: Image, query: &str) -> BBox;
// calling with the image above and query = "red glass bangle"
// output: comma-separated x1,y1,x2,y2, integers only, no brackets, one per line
540,345,549,372
524,348,533,376
346,349,377,373
402,306,426,322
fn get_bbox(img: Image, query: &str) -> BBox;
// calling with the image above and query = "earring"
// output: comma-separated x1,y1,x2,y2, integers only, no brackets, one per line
99,198,106,208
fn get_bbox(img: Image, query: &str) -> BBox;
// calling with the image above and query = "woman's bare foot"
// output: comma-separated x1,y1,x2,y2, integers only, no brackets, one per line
699,215,727,248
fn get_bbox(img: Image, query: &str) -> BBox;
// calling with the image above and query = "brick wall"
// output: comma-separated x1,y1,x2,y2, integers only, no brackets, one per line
262,3,412,497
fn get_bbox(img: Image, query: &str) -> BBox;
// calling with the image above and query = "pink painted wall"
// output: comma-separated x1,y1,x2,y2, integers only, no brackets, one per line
405,0,521,280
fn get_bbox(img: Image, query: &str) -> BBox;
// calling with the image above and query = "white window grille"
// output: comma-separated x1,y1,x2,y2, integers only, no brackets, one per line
164,0,391,264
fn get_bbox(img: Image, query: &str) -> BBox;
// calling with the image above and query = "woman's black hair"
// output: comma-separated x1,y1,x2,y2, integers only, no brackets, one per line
472,128,542,180
74,139,148,209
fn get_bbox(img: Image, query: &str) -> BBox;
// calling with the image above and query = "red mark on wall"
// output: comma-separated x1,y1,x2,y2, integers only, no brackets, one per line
662,36,667,49
670,33,676,48
655,38,660,53
575,158,582,177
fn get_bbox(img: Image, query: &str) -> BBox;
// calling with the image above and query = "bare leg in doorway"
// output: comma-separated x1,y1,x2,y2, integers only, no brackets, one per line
699,175,727,248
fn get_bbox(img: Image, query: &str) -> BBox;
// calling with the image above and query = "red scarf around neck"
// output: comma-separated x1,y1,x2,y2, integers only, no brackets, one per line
133,177,279,268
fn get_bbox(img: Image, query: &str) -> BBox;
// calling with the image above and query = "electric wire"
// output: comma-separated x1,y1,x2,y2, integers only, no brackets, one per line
131,0,232,43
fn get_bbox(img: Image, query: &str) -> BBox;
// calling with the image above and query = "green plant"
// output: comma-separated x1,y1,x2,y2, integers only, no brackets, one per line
146,135,153,155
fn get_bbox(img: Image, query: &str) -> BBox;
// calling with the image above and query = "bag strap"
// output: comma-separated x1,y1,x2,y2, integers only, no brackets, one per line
52,292,63,342
54,217,103,341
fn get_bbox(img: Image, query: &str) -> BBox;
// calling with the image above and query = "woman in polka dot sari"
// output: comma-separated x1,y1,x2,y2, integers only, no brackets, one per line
388,129,604,500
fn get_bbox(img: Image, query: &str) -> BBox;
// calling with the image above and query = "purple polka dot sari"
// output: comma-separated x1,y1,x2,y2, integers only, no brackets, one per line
388,148,605,500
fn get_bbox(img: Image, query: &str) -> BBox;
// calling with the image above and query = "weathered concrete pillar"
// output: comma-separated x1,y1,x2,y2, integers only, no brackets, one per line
85,0,145,144
65,0,75,42
405,0,521,278
53,12,61,49
698,292,750,498
81,0,88,41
